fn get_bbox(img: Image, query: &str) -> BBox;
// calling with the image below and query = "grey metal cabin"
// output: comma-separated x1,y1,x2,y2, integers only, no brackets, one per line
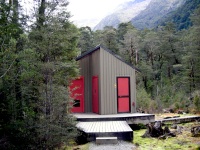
70,45,137,115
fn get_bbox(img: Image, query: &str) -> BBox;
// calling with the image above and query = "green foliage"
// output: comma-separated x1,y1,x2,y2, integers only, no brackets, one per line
78,26,95,53
120,27,140,65
194,95,200,111
1,0,200,149
81,5,200,113
27,1,79,149
136,88,158,113
193,91,200,112
93,26,119,54
0,0,79,149
79,5,200,113
131,0,185,29
161,0,200,30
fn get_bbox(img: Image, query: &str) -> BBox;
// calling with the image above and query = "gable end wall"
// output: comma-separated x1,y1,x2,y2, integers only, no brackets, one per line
100,47,136,115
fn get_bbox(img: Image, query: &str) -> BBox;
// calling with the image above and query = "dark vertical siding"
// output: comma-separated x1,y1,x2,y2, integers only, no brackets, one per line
100,47,136,115
79,48,101,113
91,50,101,112
79,57,91,112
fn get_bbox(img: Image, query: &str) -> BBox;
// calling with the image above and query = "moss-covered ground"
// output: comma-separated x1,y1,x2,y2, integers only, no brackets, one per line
65,113,200,150
134,122,200,150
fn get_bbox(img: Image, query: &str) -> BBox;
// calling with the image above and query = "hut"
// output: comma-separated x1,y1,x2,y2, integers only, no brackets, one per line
70,45,138,115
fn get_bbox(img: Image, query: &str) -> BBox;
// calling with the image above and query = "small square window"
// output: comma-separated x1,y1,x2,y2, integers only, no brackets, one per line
73,99,80,107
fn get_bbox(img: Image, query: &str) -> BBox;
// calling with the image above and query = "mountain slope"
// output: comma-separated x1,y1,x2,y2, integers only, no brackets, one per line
93,0,152,30
131,0,186,29
94,0,187,30
159,0,200,30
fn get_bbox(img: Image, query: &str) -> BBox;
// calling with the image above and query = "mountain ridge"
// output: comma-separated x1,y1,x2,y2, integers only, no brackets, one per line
93,0,152,30
131,0,186,29
93,0,187,30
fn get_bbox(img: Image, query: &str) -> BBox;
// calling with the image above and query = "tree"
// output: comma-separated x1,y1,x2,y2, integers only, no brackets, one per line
182,5,200,95
93,26,119,53
28,0,79,148
0,1,30,149
117,22,135,41
0,0,80,149
120,28,140,66
78,26,94,53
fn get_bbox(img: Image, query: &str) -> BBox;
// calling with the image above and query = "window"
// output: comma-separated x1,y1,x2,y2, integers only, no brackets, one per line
73,99,80,107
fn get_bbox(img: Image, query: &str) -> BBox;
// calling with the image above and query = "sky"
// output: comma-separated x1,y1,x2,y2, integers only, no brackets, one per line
20,0,131,28
67,0,131,28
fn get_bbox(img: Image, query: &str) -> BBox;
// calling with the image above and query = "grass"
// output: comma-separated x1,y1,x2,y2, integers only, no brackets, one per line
60,143,89,150
63,114,200,150
133,122,200,150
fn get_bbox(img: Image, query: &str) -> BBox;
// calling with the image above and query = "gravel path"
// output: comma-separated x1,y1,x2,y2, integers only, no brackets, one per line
89,141,136,150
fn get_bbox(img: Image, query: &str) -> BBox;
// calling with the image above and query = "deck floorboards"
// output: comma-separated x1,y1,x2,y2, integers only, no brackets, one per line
73,113,154,119
73,113,155,124
76,121,132,133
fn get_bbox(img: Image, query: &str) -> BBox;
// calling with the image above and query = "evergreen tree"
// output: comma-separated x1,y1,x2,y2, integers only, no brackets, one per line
78,26,94,53
28,0,79,148
120,27,140,66
182,5,200,96
93,26,119,53
0,1,31,149
0,0,80,149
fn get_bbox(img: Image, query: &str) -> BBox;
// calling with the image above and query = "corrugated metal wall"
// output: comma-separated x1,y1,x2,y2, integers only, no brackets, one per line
79,57,91,112
99,47,136,114
79,49,100,112
79,47,136,115
91,50,101,112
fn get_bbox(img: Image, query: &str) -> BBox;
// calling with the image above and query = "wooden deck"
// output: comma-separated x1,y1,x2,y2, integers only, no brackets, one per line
156,115,200,123
76,121,132,133
76,121,133,141
73,113,155,124
74,113,155,142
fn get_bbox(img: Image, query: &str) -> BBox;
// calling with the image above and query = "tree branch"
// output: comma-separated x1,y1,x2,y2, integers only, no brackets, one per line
0,59,15,78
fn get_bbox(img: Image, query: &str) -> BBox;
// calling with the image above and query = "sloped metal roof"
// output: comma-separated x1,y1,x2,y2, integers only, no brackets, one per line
76,45,140,72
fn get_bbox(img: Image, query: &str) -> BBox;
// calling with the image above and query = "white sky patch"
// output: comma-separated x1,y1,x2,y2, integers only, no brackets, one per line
20,0,132,28
67,0,131,28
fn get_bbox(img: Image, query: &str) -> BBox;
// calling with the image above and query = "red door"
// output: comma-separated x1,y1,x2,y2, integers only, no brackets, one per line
70,77,84,113
117,77,130,113
92,76,99,114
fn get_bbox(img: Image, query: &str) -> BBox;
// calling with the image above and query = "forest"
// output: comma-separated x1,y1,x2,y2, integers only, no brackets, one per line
0,0,200,149
78,8,200,115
